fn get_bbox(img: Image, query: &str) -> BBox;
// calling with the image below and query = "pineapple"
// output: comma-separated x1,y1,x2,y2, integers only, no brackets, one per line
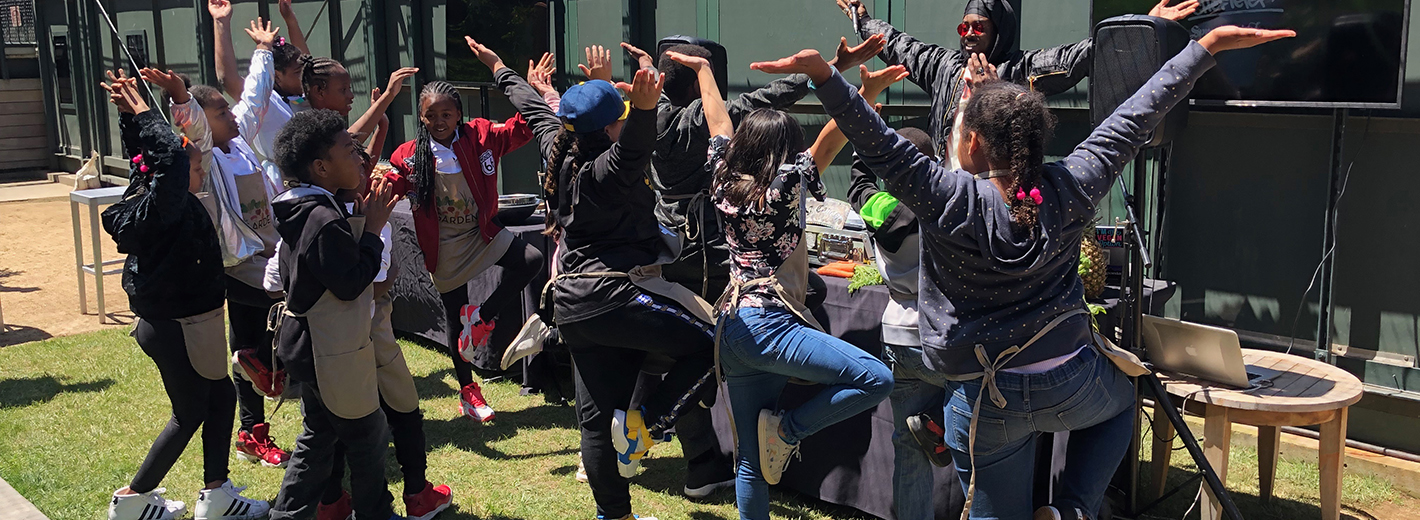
1079,230,1108,300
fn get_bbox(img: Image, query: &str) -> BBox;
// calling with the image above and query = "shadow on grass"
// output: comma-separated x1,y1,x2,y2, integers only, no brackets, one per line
423,403,579,460
1139,461,1381,520
0,325,53,348
0,375,115,408
414,367,459,399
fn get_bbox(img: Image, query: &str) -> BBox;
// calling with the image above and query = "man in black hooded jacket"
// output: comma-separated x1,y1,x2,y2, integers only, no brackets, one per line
836,0,1197,153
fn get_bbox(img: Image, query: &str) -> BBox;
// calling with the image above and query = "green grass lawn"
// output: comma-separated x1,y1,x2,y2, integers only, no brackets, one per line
0,327,1411,520
0,327,872,520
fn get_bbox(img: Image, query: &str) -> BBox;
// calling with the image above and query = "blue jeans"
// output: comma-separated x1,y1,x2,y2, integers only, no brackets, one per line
945,346,1135,520
718,306,893,520
885,344,949,520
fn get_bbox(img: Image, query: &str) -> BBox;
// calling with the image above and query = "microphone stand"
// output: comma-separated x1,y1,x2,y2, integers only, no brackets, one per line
1117,153,1243,520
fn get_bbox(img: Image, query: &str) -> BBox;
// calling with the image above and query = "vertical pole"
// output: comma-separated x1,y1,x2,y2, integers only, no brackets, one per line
1317,108,1346,362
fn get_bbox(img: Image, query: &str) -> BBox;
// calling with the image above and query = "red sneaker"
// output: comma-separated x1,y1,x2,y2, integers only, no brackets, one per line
403,481,453,520
234,349,284,398
459,382,495,423
233,423,290,468
456,305,496,363
316,491,353,520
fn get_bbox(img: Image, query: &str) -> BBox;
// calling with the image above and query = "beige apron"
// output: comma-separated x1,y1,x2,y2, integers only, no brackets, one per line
371,290,419,413
233,172,280,255
226,173,280,286
159,307,229,381
285,215,381,420
952,310,1149,519
431,173,513,294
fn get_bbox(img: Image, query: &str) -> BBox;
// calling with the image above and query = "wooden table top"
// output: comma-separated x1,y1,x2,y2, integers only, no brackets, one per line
1156,349,1363,413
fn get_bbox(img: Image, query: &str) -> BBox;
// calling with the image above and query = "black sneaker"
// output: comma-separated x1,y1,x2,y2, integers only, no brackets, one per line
906,413,952,467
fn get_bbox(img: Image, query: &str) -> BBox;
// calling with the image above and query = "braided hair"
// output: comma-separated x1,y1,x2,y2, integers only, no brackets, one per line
961,81,1055,234
300,55,345,96
543,127,611,236
411,81,462,212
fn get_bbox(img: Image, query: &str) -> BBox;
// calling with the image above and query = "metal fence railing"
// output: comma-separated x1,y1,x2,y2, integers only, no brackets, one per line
0,0,34,46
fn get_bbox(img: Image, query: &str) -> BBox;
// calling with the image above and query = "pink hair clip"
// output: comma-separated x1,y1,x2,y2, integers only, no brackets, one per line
131,154,143,164
1016,188,1027,201
278,36,287,46
1029,188,1043,205
139,164,150,173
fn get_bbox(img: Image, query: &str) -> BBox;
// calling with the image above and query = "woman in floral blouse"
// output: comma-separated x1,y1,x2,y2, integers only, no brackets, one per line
691,49,892,518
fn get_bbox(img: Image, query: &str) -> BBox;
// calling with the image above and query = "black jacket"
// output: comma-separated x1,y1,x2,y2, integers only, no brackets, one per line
858,0,1092,150
271,187,385,382
507,67,664,324
102,110,225,320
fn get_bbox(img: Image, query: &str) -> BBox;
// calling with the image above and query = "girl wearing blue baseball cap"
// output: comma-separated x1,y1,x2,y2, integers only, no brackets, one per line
471,37,719,520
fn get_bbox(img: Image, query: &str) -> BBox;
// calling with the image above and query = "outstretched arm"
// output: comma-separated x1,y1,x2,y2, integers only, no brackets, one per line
836,0,955,96
209,0,243,100
667,51,730,138
1065,27,1291,206
808,64,908,175
349,67,418,141
277,0,311,55
598,69,665,185
754,50,960,225
720,35,885,123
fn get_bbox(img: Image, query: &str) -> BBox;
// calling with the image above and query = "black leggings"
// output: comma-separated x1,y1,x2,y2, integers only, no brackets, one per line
560,292,715,519
227,276,281,431
129,316,236,493
322,398,427,500
440,236,544,387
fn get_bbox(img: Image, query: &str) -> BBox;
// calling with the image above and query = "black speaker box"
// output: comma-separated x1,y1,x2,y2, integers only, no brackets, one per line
1090,15,1191,147
657,35,729,100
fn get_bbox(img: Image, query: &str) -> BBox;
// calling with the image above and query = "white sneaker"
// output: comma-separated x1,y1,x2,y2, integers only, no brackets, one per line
108,488,186,520
757,409,800,486
575,451,589,483
194,480,270,520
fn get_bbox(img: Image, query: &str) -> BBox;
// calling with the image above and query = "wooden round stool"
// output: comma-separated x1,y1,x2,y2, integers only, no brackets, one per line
1149,349,1363,520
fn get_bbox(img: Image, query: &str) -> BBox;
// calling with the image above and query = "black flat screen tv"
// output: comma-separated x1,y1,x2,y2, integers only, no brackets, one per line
1093,0,1410,108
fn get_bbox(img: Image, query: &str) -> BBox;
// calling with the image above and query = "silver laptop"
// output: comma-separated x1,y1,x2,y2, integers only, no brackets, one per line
1141,316,1278,388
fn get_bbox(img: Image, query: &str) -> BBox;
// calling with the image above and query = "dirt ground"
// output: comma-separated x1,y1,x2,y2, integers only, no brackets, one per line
0,195,133,347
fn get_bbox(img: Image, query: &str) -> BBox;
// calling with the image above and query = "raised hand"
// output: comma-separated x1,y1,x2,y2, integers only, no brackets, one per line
615,68,665,111
750,49,834,84
832,34,885,71
245,18,280,51
1198,25,1295,55
859,64,908,97
621,42,655,70
383,67,419,98
1149,0,1200,22
835,0,867,20
102,70,149,115
463,36,505,72
278,0,296,20
965,53,998,86
208,0,232,22
527,52,557,96
664,50,710,72
139,68,190,104
361,174,400,232
579,45,613,82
